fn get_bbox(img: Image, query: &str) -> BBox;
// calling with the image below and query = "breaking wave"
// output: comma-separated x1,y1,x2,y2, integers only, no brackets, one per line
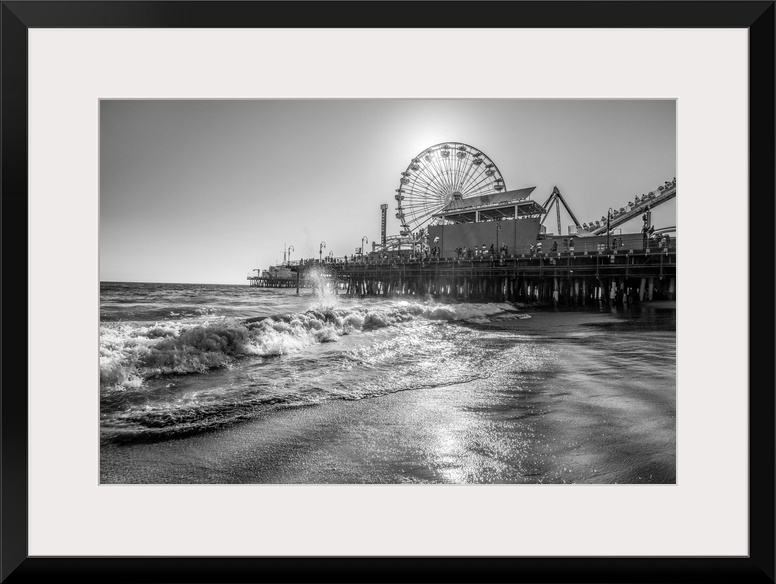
100,301,519,391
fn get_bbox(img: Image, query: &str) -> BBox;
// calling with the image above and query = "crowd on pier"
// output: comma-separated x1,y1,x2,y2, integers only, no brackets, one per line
288,233,673,268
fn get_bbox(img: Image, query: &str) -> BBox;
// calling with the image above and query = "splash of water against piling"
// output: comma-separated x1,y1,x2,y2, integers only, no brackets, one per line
304,264,340,301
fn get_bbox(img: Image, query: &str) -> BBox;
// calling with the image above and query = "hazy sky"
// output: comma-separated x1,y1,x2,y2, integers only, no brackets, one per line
100,100,675,284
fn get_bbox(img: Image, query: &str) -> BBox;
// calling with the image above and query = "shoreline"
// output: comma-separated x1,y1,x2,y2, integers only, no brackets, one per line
101,306,676,485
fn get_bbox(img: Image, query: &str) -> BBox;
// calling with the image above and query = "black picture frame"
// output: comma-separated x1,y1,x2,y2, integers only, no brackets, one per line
2,2,773,582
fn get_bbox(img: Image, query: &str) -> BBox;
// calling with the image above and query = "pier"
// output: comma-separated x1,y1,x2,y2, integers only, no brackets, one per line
247,276,298,288
289,243,676,304
245,147,677,306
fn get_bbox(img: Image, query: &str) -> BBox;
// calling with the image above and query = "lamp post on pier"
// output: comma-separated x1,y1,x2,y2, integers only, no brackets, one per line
607,208,613,252
642,204,653,249
319,241,326,264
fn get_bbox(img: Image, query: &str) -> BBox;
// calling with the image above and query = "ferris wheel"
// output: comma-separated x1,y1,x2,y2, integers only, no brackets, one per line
394,142,506,236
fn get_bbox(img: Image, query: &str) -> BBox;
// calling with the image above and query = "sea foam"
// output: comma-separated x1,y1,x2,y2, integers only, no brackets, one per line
99,301,521,391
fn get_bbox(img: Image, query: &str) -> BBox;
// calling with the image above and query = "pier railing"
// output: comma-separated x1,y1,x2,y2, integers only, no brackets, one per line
293,236,675,267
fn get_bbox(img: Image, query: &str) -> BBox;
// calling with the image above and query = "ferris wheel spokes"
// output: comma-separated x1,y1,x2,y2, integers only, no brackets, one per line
393,142,507,236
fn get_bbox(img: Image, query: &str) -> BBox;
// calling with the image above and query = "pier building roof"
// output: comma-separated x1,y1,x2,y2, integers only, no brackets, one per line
433,187,546,223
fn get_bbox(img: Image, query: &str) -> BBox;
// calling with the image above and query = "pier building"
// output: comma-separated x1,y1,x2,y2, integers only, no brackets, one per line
427,187,546,259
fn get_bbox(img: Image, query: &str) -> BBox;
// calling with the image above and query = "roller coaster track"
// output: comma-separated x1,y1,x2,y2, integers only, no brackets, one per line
584,183,676,236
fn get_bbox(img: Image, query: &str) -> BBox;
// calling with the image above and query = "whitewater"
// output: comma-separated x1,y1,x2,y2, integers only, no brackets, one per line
100,282,529,443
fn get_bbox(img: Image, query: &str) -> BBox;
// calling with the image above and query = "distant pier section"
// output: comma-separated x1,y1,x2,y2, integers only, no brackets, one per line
247,262,300,288
247,275,298,288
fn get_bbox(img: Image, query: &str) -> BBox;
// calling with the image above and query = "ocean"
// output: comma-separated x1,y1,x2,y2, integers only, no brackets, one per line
99,282,676,484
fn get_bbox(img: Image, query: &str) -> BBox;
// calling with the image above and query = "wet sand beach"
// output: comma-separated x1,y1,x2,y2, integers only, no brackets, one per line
101,304,676,484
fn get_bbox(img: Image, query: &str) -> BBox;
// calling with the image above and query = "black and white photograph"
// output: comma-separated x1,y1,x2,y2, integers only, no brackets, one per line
99,99,677,484
6,3,770,580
